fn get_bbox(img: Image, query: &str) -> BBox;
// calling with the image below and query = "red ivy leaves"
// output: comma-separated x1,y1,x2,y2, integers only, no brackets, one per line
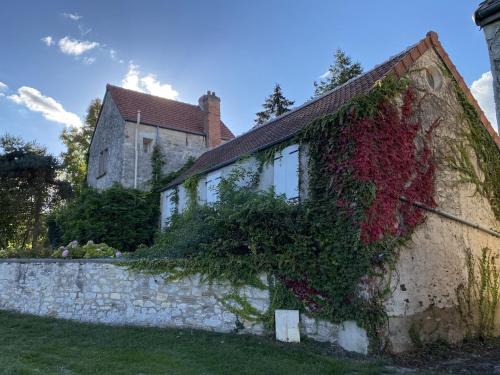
329,89,437,244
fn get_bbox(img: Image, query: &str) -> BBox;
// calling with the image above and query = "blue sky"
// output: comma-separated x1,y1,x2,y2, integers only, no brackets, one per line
0,1,496,156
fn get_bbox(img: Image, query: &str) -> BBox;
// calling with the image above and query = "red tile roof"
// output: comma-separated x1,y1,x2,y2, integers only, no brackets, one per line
106,85,235,140
164,31,499,190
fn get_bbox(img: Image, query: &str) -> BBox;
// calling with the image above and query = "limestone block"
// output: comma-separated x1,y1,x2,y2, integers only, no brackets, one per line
337,320,368,355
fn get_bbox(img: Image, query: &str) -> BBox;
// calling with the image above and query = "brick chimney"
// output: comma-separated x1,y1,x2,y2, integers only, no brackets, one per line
199,91,222,148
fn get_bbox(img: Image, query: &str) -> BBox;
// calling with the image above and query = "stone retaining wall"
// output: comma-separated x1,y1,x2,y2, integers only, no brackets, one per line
0,260,368,353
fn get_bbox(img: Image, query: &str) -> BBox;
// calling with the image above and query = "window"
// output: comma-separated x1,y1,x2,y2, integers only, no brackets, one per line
98,148,108,177
273,144,299,200
206,170,222,204
161,189,176,229
178,186,188,213
143,138,153,153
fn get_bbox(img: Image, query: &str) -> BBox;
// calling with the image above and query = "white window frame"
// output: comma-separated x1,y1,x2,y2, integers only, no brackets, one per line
273,144,299,200
178,186,188,213
206,170,222,204
161,189,176,229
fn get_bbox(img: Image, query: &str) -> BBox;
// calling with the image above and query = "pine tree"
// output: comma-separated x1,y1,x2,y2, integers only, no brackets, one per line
313,49,363,97
254,84,294,126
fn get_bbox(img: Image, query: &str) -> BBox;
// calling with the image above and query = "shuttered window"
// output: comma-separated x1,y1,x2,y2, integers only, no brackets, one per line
273,144,299,200
161,189,176,229
178,186,188,213
206,170,222,204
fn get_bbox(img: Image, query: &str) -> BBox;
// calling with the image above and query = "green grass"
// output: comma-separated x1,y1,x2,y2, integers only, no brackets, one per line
0,310,391,375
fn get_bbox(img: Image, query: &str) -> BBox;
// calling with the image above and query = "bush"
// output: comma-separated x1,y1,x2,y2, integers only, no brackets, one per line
51,240,118,259
0,246,52,259
49,185,159,251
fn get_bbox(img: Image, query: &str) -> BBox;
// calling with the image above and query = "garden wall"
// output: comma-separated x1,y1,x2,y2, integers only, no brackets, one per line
0,259,368,354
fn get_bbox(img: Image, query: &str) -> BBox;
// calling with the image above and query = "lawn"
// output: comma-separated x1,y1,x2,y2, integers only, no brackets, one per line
0,310,391,375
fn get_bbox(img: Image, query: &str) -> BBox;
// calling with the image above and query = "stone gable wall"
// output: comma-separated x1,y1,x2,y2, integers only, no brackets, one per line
87,95,125,189
385,48,500,352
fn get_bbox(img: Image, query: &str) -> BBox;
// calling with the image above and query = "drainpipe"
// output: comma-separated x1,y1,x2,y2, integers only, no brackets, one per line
134,110,141,189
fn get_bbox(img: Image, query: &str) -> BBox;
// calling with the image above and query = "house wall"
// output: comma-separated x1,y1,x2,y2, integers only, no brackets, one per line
384,48,500,352
87,94,125,189
121,123,207,190
160,145,309,227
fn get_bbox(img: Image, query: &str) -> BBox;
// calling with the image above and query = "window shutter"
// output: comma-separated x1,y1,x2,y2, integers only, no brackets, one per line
273,144,299,200
178,187,187,212
206,171,222,204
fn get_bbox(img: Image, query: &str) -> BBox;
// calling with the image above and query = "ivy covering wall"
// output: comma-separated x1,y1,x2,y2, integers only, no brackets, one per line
129,73,500,349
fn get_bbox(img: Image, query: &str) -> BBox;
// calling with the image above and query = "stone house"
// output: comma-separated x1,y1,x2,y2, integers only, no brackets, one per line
160,32,500,350
87,85,235,190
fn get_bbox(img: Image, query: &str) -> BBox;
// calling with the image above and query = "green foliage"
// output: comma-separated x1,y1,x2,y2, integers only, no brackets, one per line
255,83,295,126
128,76,419,349
183,174,201,208
314,49,363,97
446,80,500,220
150,142,165,190
49,185,158,251
0,134,71,250
51,240,117,259
157,157,195,189
0,246,52,259
60,98,102,192
456,247,500,339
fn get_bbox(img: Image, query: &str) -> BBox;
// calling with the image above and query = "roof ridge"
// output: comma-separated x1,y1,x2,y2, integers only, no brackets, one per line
106,84,202,110
185,38,422,157
162,31,499,190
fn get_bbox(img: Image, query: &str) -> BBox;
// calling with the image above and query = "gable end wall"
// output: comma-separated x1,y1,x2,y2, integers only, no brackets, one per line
87,94,125,190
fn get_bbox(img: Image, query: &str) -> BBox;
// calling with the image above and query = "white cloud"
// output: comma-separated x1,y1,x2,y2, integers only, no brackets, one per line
471,71,498,134
83,56,96,65
63,12,82,21
122,63,178,99
0,82,7,91
8,86,82,128
41,36,54,47
58,36,99,56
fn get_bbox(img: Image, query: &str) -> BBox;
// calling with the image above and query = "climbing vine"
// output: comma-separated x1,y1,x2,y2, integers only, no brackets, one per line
446,73,500,220
129,75,440,350
456,247,500,339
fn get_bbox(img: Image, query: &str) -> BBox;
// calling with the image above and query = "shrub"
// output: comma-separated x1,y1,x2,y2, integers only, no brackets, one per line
51,240,118,259
49,185,158,251
0,246,52,259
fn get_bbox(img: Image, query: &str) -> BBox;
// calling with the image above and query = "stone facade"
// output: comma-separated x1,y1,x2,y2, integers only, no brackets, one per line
87,94,126,190
87,90,216,191
384,48,500,352
0,259,368,353
121,122,206,189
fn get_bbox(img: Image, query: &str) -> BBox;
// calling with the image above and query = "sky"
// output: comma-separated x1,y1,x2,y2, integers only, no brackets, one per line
0,1,497,156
